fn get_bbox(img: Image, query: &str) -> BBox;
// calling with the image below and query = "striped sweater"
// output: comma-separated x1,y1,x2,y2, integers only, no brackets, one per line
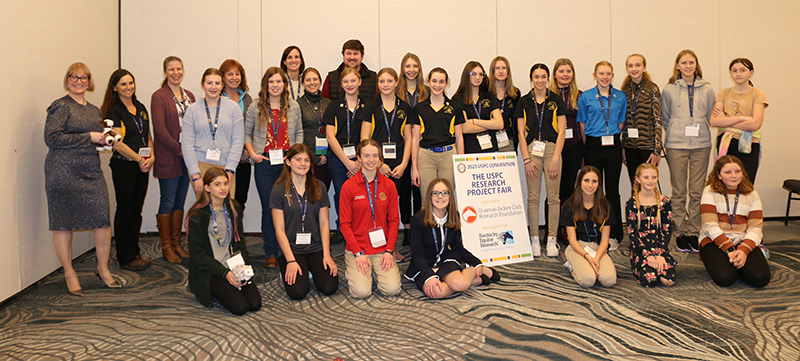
699,186,763,256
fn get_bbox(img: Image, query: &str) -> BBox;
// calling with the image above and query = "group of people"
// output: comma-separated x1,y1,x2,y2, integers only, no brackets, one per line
43,39,770,315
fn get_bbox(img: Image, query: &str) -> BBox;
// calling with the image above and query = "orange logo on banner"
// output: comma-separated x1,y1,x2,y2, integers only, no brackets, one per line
462,206,478,224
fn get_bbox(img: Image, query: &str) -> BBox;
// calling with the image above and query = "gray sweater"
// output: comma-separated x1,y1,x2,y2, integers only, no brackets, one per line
661,78,715,150
244,98,303,162
181,97,245,176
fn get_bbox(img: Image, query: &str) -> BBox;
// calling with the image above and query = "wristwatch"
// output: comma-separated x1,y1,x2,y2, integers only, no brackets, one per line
355,250,365,257
725,246,737,254
226,169,235,174
384,250,395,255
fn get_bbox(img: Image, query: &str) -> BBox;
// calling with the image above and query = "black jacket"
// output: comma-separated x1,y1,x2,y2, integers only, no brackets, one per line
405,211,481,281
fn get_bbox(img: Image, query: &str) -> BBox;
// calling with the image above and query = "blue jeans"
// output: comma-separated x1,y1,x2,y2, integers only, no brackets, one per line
327,150,351,227
254,160,283,258
157,161,190,214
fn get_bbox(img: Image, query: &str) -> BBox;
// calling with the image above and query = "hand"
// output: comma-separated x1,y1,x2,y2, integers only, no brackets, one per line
139,157,154,169
547,159,560,180
728,249,747,269
423,277,444,298
379,164,392,177
646,256,666,274
647,153,661,166
318,155,327,166
391,163,407,179
284,261,302,285
251,153,267,163
355,254,370,275
226,170,234,182
585,253,600,276
345,159,361,177
380,252,396,272
712,108,724,118
225,271,243,288
323,255,338,277
90,132,104,144
524,160,540,181
192,177,203,194
411,167,421,187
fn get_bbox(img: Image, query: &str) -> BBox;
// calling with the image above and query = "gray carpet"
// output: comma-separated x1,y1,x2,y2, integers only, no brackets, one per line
1,222,799,360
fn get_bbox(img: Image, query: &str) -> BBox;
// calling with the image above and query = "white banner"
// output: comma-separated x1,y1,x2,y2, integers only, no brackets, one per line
452,152,533,266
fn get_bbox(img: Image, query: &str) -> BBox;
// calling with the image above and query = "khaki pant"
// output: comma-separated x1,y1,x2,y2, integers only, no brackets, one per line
344,250,401,298
418,147,456,196
664,147,710,237
197,161,236,199
526,141,561,235
564,240,616,288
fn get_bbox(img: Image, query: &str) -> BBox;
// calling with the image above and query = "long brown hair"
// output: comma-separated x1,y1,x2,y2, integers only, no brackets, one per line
160,56,183,88
488,56,519,99
621,53,653,90
275,143,322,206
566,166,609,223
706,155,755,195
219,59,249,92
422,178,460,230
279,45,305,76
397,53,429,103
549,58,579,109
100,69,136,118
631,163,663,229
455,61,487,105
668,49,703,84
187,167,241,242
257,67,290,131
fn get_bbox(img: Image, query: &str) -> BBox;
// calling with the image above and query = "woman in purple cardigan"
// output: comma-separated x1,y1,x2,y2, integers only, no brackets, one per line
150,56,196,263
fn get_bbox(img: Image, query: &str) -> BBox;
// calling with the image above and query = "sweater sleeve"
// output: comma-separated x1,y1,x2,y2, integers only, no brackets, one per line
225,105,245,171
150,91,183,156
181,106,201,177
44,100,92,149
338,181,359,252
385,179,399,251
739,191,763,256
187,211,230,278
660,87,671,131
244,101,258,148
290,100,304,144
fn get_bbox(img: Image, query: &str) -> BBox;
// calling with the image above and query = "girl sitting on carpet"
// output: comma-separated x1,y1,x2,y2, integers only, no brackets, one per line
699,155,770,287
560,166,617,288
404,178,500,299
187,167,262,315
626,164,676,287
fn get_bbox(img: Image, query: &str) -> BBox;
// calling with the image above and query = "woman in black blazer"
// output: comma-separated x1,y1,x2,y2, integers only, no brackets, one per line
404,178,500,298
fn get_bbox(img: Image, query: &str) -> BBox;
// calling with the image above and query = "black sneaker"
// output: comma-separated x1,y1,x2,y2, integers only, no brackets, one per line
687,236,700,253
676,235,692,252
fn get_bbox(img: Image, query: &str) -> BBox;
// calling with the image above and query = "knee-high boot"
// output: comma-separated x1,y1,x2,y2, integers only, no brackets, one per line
157,214,180,263
171,210,189,258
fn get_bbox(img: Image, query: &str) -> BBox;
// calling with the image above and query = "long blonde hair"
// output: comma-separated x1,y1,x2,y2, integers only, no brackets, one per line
488,56,519,98
397,53,428,103
632,163,663,230
668,49,703,84
549,58,578,109
621,53,653,90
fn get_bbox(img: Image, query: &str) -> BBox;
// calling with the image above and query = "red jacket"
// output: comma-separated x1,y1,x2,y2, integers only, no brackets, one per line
339,171,399,255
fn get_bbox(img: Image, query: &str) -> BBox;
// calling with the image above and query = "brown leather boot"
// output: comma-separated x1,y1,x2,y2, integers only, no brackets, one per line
157,214,180,263
171,210,189,258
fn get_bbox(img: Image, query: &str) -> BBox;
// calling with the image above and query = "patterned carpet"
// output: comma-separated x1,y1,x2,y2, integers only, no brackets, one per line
1,224,799,361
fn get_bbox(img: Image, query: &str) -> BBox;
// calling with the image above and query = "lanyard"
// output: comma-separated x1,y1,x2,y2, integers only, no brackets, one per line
381,99,398,140
408,90,418,108
532,91,546,141
304,97,324,131
471,97,482,119
687,79,695,118
582,221,599,243
362,173,378,227
268,106,281,142
345,98,359,144
291,182,308,232
128,111,147,145
628,79,646,120
288,79,299,100
431,226,449,266
500,96,506,114
724,190,740,227
597,86,611,135
204,98,221,144
172,88,189,119
209,203,230,245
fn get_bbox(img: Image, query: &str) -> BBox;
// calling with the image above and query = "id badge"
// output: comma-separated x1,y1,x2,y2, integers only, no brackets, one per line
496,130,510,148
685,125,699,137
206,148,221,161
138,147,151,158
382,143,397,159
565,128,574,139
343,145,357,159
627,128,639,138
530,140,546,157
268,149,284,165
601,135,614,146
478,133,492,150
296,232,311,245
368,227,387,248
315,137,328,155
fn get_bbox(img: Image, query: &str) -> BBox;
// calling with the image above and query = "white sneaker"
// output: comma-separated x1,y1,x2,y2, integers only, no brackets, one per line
531,236,541,257
546,236,560,257
608,238,619,251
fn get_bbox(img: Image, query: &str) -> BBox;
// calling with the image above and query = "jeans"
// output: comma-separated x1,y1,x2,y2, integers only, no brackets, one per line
254,160,284,258
157,160,190,214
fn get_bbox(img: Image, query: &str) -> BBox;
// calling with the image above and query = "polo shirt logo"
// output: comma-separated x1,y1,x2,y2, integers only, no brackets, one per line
480,99,491,108
379,192,387,201
547,101,557,111
443,106,453,114
397,110,406,120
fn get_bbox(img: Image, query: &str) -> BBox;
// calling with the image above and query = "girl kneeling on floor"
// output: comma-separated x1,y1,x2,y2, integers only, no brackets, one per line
560,166,617,288
187,167,262,315
405,178,501,298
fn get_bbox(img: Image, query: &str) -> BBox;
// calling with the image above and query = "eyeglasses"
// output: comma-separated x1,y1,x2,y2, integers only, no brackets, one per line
431,191,450,197
69,75,89,83
469,72,485,77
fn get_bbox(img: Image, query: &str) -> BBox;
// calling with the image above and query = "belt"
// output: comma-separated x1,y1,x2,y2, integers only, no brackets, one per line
424,144,454,153
111,153,136,162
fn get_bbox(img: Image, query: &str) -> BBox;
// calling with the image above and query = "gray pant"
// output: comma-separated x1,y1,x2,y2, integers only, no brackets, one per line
664,147,711,237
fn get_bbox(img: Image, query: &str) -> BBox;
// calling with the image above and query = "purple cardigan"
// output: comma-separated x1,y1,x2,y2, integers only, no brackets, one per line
151,85,195,178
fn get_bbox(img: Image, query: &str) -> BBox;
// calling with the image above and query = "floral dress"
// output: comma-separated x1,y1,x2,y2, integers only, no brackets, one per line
626,196,676,286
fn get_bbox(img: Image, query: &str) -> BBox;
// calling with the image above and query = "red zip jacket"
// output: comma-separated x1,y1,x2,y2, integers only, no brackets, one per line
339,170,399,255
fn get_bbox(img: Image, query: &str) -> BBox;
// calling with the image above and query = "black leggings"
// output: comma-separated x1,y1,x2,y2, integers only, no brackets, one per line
278,251,339,300
700,243,770,287
209,275,262,315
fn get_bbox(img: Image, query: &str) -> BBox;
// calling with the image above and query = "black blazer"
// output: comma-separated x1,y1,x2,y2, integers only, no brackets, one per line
405,211,482,281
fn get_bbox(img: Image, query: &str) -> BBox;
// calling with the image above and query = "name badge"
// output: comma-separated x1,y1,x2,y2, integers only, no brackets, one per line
627,128,639,138
530,140,546,157
565,128,574,139
315,137,328,155
343,145,356,159
296,232,311,245
382,143,397,159
496,130,510,148
685,125,699,137
268,148,284,165
601,135,614,146
368,227,387,248
138,147,151,158
478,133,492,150
206,148,221,161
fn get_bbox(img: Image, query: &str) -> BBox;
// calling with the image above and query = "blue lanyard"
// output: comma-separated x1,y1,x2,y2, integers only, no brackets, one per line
407,89,418,108
471,97,483,119
268,106,281,143
532,91,546,141
500,96,506,114
288,79,299,100
291,182,308,232
724,190,740,227
209,203,230,245
687,79,695,118
596,86,611,135
128,110,147,145
628,79,646,120
204,98,221,143
345,98,359,144
582,221,599,243
362,172,378,227
381,99,398,140
431,226,448,265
